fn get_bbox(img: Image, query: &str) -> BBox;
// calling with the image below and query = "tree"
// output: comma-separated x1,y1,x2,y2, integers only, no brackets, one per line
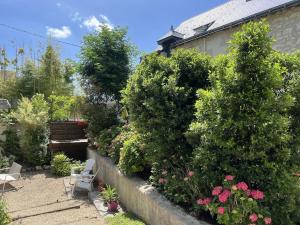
79,26,135,103
187,21,300,224
122,49,211,162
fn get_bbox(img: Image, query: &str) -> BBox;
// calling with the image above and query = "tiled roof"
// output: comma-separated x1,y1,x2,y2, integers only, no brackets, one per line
159,0,300,44
0,99,11,110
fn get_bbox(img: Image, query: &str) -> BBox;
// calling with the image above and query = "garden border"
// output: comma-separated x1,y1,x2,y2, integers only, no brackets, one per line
87,148,210,225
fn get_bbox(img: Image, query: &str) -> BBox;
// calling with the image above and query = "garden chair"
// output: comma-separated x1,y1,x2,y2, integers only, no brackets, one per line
72,167,100,197
0,162,22,197
69,159,95,184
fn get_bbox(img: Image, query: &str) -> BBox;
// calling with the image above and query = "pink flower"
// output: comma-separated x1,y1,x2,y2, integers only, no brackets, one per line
236,182,248,191
187,171,195,177
225,175,235,181
251,190,264,200
218,189,231,203
212,186,223,196
295,173,300,177
217,207,225,215
196,198,212,205
158,178,166,184
264,217,272,224
249,213,258,222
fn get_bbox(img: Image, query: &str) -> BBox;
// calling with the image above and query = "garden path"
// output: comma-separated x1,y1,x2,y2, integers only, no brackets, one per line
3,171,105,225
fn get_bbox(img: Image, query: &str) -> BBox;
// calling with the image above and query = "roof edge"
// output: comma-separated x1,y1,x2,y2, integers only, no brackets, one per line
172,0,300,48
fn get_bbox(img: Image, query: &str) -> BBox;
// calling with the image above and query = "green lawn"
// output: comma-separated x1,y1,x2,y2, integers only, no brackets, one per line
105,213,145,225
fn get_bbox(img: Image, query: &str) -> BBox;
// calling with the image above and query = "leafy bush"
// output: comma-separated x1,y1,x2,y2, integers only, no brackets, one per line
82,103,119,139
122,48,211,164
187,21,300,224
197,175,271,225
108,124,131,163
0,126,21,161
49,95,83,121
0,199,11,225
52,153,72,176
96,125,122,156
12,94,49,166
118,132,146,175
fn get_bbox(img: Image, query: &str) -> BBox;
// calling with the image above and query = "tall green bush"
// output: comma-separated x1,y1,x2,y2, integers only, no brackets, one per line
122,49,211,163
12,94,49,165
187,21,299,224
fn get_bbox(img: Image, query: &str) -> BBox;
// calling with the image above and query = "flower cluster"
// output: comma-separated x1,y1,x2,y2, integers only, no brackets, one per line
197,175,272,225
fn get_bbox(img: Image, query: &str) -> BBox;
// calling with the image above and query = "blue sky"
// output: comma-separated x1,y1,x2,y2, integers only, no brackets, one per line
0,0,227,61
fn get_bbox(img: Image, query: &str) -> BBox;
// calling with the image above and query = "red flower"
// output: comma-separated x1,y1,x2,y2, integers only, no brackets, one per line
236,182,248,191
264,217,272,224
219,189,231,203
197,198,212,205
225,175,235,181
212,186,223,196
251,190,264,200
187,171,195,177
249,213,258,222
217,207,225,215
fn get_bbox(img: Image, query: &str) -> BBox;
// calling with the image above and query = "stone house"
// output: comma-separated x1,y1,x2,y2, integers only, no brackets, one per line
157,0,300,56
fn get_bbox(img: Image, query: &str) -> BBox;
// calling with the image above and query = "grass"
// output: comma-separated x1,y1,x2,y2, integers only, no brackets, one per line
105,212,145,225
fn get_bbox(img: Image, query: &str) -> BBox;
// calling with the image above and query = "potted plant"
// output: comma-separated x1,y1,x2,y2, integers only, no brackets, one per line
101,185,119,212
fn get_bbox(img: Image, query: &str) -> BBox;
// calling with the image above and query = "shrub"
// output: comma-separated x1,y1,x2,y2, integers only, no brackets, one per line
52,153,71,176
108,124,131,163
49,95,81,121
118,132,146,175
187,21,299,224
0,199,11,225
96,125,122,156
122,48,211,164
197,175,271,225
12,94,49,166
105,213,145,225
0,126,21,161
82,103,119,139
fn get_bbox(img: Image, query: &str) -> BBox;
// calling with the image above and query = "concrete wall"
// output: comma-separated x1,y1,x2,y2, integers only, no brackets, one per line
87,148,209,225
177,6,300,57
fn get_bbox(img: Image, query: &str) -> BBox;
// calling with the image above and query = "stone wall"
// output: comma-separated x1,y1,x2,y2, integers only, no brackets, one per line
87,148,209,225
177,6,300,56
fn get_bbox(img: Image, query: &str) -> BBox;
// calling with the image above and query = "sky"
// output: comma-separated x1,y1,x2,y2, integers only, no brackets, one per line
0,0,228,62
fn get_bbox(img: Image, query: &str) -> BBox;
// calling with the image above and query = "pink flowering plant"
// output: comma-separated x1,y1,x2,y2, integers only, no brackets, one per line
197,175,272,225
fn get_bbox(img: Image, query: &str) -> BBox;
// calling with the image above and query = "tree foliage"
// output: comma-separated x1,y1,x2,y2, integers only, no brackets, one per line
122,49,212,162
187,21,300,224
79,26,135,103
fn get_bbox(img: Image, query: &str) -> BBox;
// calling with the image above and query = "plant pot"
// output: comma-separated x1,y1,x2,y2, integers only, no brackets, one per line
107,201,118,212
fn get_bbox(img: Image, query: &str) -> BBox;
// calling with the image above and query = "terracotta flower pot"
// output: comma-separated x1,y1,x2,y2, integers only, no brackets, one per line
107,201,118,212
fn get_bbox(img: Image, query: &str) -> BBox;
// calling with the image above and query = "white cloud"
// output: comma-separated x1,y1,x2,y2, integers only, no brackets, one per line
46,26,72,39
56,2,61,7
82,15,113,31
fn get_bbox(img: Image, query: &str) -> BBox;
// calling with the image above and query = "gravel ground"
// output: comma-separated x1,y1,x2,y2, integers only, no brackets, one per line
3,172,105,225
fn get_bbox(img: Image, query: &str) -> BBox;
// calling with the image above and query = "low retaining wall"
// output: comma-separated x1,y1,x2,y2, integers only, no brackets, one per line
87,148,209,225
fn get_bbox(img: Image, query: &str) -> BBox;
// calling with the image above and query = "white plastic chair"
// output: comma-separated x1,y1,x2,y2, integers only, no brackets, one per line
70,159,95,184
72,167,100,196
0,162,22,197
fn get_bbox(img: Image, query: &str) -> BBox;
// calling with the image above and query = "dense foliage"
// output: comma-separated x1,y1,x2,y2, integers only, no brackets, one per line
187,21,300,224
79,26,135,103
122,49,211,163
0,200,10,225
49,95,84,121
12,94,49,165
0,44,75,108
52,153,72,176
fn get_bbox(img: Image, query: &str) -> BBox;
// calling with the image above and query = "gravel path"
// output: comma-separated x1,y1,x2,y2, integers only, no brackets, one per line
3,172,105,225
